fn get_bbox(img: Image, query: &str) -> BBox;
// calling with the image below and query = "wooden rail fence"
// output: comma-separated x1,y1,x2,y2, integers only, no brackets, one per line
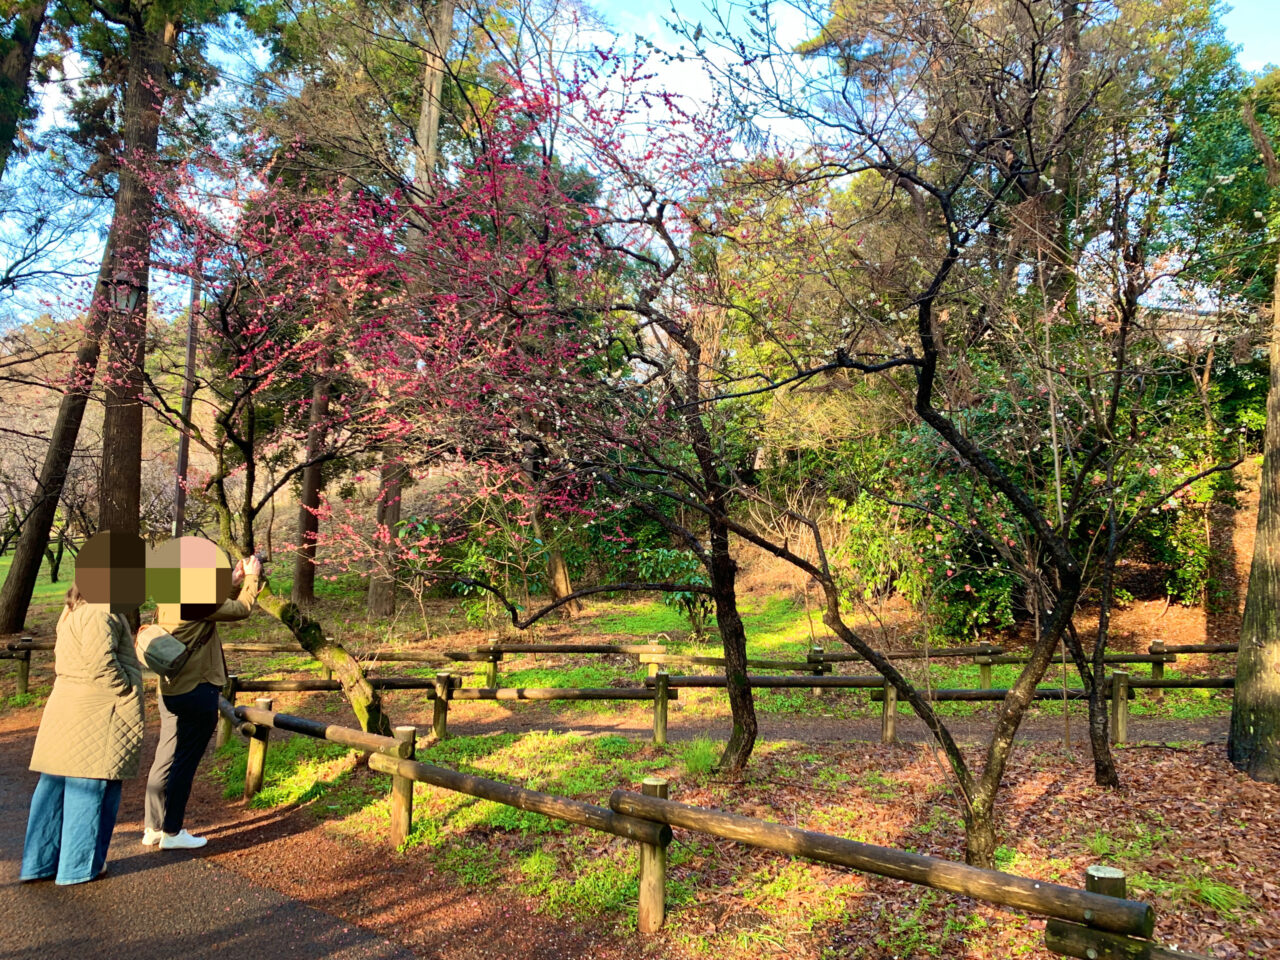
4,626,1235,749
9,635,1237,747
219,698,1209,957
217,671,680,746
6,633,1239,696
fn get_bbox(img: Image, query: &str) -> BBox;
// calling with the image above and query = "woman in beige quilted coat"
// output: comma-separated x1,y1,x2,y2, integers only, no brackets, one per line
21,582,145,885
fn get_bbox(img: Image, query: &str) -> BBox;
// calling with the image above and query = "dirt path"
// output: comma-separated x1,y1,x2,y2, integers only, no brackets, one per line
0,709,421,960
0,707,633,960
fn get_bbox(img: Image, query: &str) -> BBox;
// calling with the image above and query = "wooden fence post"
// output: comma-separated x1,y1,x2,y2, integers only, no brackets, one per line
880,680,897,744
485,640,501,689
977,655,993,691
1044,866,1135,959
1109,672,1129,745
15,649,30,697
215,675,238,749
648,645,664,679
389,725,417,847
810,645,824,697
1085,864,1127,899
1148,641,1165,701
244,697,272,799
637,777,669,933
433,671,451,740
653,671,669,746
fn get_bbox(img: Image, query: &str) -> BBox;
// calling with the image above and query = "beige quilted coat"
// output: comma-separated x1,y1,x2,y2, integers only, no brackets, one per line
29,602,145,780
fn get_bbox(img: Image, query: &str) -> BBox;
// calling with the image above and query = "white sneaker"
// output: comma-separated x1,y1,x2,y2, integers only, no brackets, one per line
159,829,208,850
141,828,163,846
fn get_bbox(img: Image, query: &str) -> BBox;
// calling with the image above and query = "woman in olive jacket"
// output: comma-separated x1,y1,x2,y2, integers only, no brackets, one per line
20,585,145,884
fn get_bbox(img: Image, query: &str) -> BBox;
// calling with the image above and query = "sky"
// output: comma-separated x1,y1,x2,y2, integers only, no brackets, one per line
614,0,1279,73
1219,0,1280,72
2,0,1276,330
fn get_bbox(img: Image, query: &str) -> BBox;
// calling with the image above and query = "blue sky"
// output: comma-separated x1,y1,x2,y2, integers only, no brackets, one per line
613,0,1278,73
1219,0,1279,72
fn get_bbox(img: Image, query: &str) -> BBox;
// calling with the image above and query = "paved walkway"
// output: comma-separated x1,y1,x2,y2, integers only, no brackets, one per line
0,717,419,960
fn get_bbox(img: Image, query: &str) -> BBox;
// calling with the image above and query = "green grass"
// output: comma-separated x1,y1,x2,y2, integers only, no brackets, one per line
0,552,75,641
0,553,70,610
411,730,666,799
877,889,938,956
582,594,814,656
517,840,663,920
1084,822,1170,862
213,735,355,808
584,599,694,636
1132,870,1253,921
676,737,720,777
857,769,899,799
497,663,646,688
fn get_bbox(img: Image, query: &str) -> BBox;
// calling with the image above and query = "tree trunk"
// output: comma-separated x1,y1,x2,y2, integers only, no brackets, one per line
44,527,66,583
525,484,581,617
0,0,47,180
0,226,116,634
364,0,454,619
964,580,1082,868
710,520,756,773
97,17,174,538
546,548,581,615
292,371,331,607
1229,258,1280,781
1087,526,1122,786
255,583,392,735
366,445,403,618
963,802,997,869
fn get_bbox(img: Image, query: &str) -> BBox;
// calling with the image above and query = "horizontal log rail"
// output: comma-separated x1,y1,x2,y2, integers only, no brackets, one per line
366,752,670,846
1126,677,1234,689
217,696,256,738
1149,643,1238,655
230,678,672,701
639,653,829,673
5,639,52,651
232,701,414,757
647,674,883,689
472,643,667,655
979,653,1175,665
1046,918,1212,959
608,789,1155,938
450,687,675,701
814,644,1004,663
869,687,1136,702
977,655,1177,670
233,677,464,693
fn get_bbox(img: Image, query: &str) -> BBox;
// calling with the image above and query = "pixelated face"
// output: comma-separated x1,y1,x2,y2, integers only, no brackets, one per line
74,531,147,612
147,536,233,621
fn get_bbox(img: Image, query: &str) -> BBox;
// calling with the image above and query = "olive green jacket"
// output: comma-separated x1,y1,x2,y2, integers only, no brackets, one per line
154,574,260,696
30,603,145,780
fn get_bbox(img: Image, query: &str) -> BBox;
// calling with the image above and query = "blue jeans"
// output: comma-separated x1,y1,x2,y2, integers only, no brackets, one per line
20,774,123,885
